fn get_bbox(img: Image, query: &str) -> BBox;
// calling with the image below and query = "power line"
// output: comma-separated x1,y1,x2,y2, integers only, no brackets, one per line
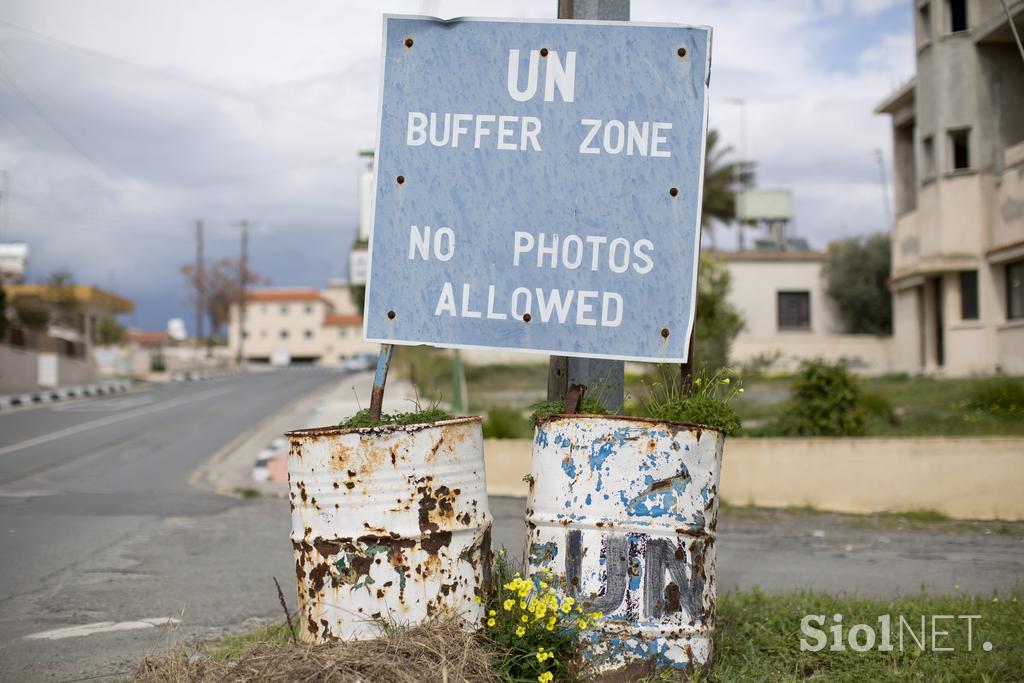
0,18,344,127
0,60,106,175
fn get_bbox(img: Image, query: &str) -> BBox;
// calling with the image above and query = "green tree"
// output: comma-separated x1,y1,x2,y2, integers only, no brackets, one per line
823,234,892,334
694,254,745,372
701,129,755,248
94,318,126,345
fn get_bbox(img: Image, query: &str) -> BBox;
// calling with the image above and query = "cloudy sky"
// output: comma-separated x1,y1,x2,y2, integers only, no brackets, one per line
0,0,913,331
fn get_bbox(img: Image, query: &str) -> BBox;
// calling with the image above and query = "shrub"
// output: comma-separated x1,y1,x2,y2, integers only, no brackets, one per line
967,378,1024,418
482,407,532,439
777,360,866,436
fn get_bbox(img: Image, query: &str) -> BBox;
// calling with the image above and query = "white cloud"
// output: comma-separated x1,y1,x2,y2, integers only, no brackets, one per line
0,0,912,327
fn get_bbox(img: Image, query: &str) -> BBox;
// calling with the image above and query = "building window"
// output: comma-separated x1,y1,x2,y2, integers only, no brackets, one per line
303,329,313,339
947,0,967,32
241,330,249,339
918,2,931,41
304,304,313,314
922,135,935,179
279,329,289,339
1008,260,1024,320
280,305,289,315
339,328,348,338
777,291,811,330
261,304,267,314
949,128,970,170
959,271,978,320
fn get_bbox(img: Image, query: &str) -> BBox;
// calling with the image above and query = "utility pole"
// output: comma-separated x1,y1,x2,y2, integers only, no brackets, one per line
195,220,205,347
236,220,250,366
547,0,628,413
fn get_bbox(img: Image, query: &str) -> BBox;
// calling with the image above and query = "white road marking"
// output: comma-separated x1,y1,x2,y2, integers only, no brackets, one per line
51,395,157,413
25,617,181,640
0,489,58,498
0,385,235,457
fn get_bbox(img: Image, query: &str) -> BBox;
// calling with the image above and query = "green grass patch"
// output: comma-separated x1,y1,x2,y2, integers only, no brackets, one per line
202,621,294,661
878,508,951,524
233,487,261,499
340,406,455,429
692,588,1024,682
735,374,1024,437
151,589,1024,683
529,396,610,421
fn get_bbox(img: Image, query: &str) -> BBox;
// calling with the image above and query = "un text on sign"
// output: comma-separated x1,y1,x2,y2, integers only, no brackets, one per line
364,16,712,363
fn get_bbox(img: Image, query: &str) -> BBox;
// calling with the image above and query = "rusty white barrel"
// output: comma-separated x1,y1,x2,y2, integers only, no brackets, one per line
525,415,723,676
285,416,492,642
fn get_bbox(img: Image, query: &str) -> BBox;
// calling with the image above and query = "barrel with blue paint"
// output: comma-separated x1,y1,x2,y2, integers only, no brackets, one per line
525,415,723,676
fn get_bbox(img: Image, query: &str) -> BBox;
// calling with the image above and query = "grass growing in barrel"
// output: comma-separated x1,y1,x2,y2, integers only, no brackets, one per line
340,406,454,428
640,366,743,436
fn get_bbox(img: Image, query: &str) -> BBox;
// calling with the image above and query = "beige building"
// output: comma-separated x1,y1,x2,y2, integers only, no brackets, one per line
227,286,376,365
876,0,1024,376
721,251,893,373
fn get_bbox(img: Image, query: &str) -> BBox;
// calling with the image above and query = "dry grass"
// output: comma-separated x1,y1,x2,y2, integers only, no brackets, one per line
134,619,498,683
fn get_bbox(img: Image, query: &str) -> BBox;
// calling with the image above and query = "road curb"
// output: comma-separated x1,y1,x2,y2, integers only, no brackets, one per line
189,378,340,499
0,380,132,411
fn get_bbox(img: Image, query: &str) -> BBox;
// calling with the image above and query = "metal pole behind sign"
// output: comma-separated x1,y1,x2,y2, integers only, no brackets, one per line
547,0,628,412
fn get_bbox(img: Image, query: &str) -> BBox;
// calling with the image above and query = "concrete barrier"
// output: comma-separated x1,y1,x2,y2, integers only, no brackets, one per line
484,437,1024,521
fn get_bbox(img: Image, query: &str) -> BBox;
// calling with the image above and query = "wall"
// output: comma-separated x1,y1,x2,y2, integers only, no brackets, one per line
483,437,1024,520
730,334,893,374
726,257,843,337
0,344,41,394
0,344,96,394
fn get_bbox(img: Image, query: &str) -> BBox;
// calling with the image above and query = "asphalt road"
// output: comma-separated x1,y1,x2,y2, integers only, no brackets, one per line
0,369,339,682
0,374,1021,681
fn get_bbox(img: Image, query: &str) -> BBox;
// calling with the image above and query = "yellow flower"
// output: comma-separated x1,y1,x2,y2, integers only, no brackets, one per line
722,378,730,384
590,611,603,620
520,601,527,609
488,609,496,616
578,619,589,629
487,618,495,627
515,626,526,637
539,673,553,683
503,599,515,611
472,596,481,603
540,581,548,589
521,615,529,623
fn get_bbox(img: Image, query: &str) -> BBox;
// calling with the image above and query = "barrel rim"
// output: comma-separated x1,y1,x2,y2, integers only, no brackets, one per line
285,415,482,439
535,413,724,436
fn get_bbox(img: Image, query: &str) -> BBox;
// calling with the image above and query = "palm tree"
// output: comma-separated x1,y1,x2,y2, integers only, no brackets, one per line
701,129,755,249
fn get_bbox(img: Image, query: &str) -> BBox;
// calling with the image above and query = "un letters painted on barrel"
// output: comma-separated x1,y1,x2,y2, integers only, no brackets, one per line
286,417,492,642
525,415,722,673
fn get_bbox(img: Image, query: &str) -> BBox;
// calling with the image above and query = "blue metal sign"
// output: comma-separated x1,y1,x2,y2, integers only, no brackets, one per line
365,15,711,362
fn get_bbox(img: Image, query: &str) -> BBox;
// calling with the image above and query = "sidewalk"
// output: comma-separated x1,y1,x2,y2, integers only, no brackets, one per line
194,370,419,498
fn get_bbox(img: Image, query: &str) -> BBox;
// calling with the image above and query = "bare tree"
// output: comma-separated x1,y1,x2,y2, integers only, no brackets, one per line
181,258,266,341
